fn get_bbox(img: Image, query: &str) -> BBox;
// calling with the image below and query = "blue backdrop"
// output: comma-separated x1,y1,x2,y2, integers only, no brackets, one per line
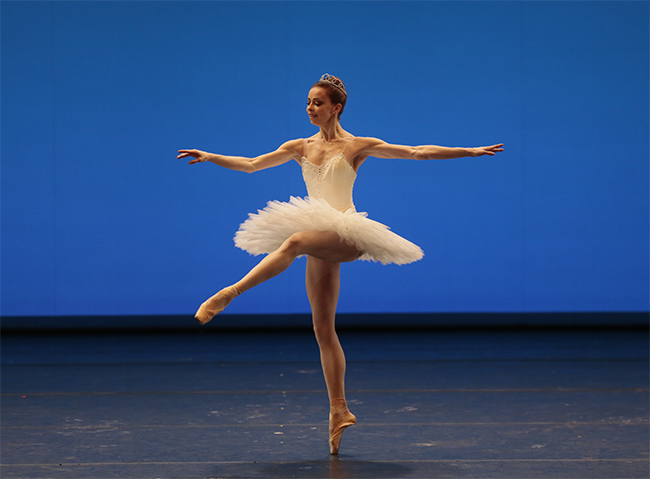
2,1,648,316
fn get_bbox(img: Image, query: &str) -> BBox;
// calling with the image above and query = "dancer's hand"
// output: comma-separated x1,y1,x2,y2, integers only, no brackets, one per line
177,149,212,165
470,144,504,157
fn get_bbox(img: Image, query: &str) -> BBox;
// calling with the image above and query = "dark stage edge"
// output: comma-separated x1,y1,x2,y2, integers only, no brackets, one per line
1,327,648,478
1,311,648,332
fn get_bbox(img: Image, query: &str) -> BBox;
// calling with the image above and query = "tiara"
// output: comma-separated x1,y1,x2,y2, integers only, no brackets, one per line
320,73,347,96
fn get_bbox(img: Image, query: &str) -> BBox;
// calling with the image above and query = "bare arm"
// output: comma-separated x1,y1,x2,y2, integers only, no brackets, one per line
177,139,301,173
360,138,504,161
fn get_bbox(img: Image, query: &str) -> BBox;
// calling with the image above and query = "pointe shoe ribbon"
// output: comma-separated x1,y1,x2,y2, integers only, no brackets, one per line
194,286,241,325
329,410,356,455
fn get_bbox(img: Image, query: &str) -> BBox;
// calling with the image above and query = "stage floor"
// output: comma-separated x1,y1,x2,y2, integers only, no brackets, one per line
1,327,648,478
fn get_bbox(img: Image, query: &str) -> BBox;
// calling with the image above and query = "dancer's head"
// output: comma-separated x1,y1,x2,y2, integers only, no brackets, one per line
310,74,347,120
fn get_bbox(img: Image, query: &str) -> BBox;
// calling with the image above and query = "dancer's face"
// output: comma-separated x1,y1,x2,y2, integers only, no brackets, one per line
307,87,339,125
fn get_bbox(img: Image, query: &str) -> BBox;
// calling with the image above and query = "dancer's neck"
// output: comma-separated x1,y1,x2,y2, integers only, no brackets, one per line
319,121,346,142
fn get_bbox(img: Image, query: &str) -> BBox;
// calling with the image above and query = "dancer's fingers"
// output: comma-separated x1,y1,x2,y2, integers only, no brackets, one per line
177,149,196,158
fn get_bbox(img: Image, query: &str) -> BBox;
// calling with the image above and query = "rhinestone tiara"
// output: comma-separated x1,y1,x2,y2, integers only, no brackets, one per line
320,73,347,96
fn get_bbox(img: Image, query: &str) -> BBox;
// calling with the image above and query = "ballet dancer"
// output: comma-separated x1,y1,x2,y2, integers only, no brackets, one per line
178,74,503,454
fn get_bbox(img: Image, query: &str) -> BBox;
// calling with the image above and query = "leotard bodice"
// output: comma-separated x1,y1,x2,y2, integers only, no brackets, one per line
236,152,423,265
300,153,356,212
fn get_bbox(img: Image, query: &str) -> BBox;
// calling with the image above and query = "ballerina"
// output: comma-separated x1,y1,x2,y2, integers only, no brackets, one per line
178,74,503,454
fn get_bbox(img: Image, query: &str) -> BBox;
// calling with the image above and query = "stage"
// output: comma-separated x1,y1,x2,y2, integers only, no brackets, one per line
1,324,648,478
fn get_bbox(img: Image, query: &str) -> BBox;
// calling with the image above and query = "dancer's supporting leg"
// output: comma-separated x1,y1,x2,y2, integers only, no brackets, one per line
195,230,361,324
306,256,357,455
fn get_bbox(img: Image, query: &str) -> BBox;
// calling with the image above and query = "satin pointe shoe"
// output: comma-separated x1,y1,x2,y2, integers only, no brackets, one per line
194,286,241,325
329,407,356,455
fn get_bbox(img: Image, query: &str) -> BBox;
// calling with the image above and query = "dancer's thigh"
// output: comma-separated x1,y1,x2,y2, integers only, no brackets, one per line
291,230,362,263
305,256,340,315
305,256,340,336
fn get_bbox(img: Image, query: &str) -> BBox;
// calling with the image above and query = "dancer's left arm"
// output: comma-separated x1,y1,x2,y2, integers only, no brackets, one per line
360,138,504,161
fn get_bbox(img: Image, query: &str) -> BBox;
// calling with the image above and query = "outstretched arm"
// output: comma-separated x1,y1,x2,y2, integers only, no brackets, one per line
360,138,504,161
177,139,301,173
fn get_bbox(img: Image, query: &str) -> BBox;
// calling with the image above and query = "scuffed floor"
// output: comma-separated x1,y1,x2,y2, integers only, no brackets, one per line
1,328,648,478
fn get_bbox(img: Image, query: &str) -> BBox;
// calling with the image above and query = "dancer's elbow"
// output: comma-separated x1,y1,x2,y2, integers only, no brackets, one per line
242,160,257,173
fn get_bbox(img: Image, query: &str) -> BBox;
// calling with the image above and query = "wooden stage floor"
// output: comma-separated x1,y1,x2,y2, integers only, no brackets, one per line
1,326,648,478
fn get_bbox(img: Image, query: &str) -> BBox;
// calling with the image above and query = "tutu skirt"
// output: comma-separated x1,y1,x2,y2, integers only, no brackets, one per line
234,196,423,265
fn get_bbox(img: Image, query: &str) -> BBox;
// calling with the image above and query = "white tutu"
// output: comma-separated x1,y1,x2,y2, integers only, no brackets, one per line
233,196,423,265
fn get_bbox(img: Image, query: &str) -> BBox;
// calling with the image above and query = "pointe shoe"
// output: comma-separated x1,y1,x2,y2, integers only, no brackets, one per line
329,409,356,455
194,286,241,325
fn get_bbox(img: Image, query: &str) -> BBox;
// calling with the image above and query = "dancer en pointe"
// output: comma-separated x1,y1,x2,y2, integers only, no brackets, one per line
178,74,503,454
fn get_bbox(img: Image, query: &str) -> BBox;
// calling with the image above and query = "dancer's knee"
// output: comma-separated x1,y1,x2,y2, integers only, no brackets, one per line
313,321,338,346
281,232,309,256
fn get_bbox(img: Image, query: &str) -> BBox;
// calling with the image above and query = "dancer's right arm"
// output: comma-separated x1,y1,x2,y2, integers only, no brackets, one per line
178,139,301,173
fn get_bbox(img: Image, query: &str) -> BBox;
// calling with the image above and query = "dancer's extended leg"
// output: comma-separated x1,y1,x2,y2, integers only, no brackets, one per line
195,230,361,324
306,256,357,455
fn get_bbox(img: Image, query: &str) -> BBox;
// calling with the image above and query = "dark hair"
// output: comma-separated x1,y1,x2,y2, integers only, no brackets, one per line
312,75,347,119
